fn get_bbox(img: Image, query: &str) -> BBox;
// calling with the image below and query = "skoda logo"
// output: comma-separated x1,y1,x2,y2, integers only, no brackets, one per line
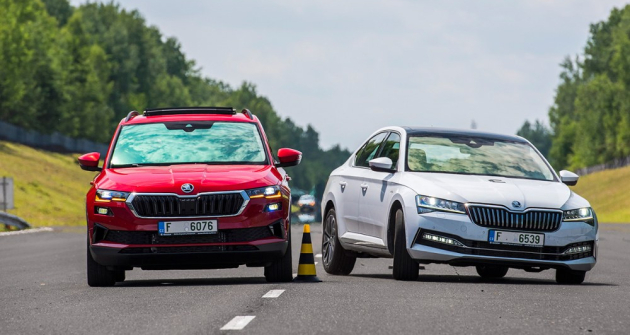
512,201,522,208
181,183,194,193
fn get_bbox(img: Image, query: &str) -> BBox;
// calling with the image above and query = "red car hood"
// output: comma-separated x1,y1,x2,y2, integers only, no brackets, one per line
95,165,281,195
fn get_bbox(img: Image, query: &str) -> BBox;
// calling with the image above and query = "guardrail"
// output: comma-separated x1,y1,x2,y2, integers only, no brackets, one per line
0,212,30,230
0,120,108,155
575,155,630,176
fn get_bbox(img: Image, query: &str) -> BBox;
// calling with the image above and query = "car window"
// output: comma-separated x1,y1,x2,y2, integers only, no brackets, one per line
377,132,401,169
354,132,388,167
110,121,268,167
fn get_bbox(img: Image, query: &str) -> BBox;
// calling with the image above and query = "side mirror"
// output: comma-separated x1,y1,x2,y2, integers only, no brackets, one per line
276,148,302,167
369,157,396,173
78,152,102,172
559,170,579,186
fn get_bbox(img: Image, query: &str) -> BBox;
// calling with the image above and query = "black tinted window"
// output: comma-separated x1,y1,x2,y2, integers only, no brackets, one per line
355,132,388,167
378,132,401,169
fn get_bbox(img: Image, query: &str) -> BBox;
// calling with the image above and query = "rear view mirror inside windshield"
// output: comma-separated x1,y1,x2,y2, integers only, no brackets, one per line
164,122,214,132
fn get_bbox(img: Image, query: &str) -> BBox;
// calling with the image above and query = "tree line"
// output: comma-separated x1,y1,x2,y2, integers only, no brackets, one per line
0,0,350,196
518,5,630,172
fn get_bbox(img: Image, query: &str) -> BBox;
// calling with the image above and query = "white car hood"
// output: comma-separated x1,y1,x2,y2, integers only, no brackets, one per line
402,172,574,210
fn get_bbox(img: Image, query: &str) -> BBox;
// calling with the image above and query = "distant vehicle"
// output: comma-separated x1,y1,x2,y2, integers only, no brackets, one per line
296,194,317,223
78,107,301,286
321,127,597,284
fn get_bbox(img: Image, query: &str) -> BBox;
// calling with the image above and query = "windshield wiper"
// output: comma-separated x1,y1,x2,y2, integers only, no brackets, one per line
110,163,168,168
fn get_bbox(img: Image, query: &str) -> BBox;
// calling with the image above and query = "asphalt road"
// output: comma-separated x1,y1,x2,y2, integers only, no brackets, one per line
1,224,629,335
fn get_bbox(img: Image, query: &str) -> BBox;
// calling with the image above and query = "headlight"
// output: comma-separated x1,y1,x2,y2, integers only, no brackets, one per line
416,195,466,214
95,189,130,202
246,186,281,199
563,207,595,225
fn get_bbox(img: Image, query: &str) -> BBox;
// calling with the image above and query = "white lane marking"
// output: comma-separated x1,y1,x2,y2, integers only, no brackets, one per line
0,227,53,237
315,253,322,258
262,289,285,298
221,316,256,330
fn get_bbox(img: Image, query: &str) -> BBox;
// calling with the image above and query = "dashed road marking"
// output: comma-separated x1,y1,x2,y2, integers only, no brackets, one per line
221,316,255,330
262,289,285,298
315,253,322,258
0,227,53,237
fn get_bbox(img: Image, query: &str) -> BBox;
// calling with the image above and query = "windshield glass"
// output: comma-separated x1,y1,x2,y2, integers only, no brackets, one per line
110,121,268,167
407,135,554,181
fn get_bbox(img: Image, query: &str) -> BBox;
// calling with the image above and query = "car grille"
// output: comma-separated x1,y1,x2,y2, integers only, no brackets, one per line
467,206,562,232
130,193,245,217
104,226,274,245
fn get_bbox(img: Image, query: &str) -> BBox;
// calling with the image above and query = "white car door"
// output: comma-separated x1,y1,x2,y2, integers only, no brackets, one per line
359,132,401,238
339,132,389,233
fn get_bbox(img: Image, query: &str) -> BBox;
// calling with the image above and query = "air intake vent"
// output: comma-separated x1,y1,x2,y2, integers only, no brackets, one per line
467,206,562,232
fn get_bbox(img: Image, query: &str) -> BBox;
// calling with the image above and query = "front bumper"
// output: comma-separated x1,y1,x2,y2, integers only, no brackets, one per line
88,219,290,270
90,239,288,270
403,209,598,272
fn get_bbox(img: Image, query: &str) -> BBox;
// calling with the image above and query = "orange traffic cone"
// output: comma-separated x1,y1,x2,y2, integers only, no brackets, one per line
293,224,322,282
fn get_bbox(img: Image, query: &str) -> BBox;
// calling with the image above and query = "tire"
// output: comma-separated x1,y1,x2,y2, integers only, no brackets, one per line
322,208,356,275
476,265,509,279
114,270,126,283
264,225,293,282
87,239,116,287
555,268,586,284
392,209,419,281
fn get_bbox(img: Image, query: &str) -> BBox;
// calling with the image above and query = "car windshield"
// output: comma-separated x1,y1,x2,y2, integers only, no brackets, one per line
110,121,268,167
407,135,555,181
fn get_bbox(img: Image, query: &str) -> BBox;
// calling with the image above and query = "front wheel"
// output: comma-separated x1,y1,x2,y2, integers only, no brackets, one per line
87,239,119,287
392,209,419,281
476,265,509,279
322,208,356,275
264,226,293,282
555,268,586,284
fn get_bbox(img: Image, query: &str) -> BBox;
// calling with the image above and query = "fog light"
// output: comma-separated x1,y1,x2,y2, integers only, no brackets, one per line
95,207,111,215
266,203,282,212
422,232,464,247
563,244,592,255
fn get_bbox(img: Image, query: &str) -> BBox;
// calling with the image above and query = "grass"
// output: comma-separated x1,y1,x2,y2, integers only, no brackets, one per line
571,165,630,223
0,141,95,227
0,139,628,227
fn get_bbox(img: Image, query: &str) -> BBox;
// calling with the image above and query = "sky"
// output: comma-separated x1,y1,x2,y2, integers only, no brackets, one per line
72,0,630,151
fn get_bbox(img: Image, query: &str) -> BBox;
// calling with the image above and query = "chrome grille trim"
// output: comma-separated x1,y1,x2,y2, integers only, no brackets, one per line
467,205,562,232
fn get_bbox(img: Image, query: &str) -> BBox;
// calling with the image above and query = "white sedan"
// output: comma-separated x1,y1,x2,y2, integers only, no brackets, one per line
321,127,597,284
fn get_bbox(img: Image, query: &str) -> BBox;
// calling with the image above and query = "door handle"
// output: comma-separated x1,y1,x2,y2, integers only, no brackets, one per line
360,183,368,189
339,181,347,186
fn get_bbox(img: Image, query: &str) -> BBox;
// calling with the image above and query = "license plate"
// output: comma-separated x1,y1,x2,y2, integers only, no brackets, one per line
488,230,544,247
158,220,218,236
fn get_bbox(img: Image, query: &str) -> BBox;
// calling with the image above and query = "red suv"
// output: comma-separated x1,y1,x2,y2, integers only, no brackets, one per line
78,107,301,286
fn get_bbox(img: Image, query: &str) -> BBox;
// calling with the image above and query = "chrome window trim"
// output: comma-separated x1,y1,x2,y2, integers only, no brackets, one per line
126,190,250,219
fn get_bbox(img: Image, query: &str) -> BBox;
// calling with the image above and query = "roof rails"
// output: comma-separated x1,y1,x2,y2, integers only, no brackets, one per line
143,107,236,117
124,111,139,122
241,109,253,120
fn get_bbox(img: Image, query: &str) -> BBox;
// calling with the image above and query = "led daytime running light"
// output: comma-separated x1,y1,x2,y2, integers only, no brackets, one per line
416,195,466,214
247,186,282,199
563,207,594,222
422,233,464,246
563,244,592,255
95,189,130,202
